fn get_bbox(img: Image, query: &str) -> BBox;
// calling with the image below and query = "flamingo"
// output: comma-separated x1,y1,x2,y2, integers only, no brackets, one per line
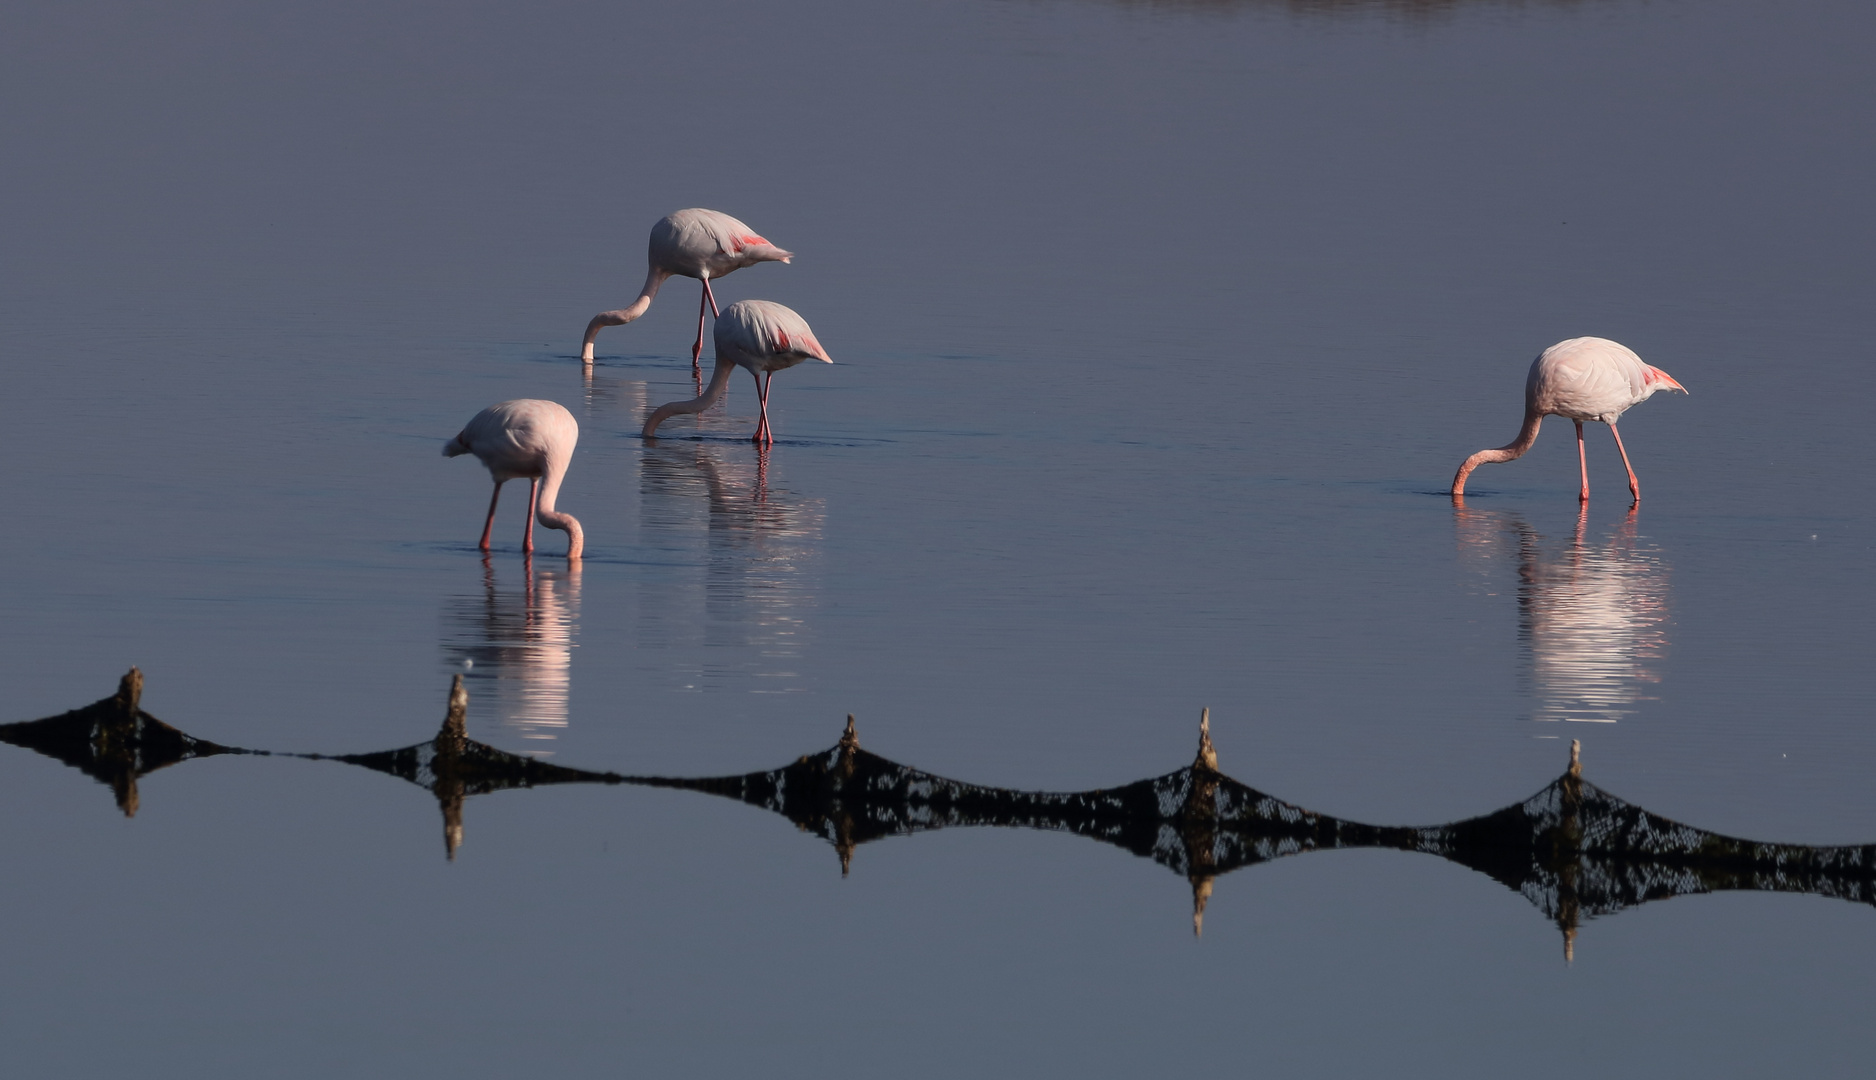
642,300,832,444
1451,337,1686,502
581,208,794,375
444,399,585,559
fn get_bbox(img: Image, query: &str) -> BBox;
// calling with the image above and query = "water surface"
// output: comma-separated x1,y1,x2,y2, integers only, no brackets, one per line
1,0,1872,1075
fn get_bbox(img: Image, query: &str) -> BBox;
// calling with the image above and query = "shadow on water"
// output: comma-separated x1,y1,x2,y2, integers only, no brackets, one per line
7,672,1873,957
439,554,582,744
1456,502,1670,728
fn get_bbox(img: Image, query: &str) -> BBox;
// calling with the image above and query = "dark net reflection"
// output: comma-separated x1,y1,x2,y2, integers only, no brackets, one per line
5,672,1873,955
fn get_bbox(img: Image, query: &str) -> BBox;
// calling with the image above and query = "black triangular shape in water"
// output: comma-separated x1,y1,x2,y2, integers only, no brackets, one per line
625,722,1876,945
5,676,1874,950
321,675,625,859
0,668,252,817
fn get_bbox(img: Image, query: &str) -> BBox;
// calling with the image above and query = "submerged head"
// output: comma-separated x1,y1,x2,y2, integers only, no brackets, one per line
541,510,584,561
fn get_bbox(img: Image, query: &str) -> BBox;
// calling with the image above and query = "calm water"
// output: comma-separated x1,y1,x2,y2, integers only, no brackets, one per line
2,0,1873,1075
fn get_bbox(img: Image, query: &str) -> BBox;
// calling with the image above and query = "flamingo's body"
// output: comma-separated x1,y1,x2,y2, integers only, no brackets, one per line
1451,337,1686,502
581,209,793,372
642,300,832,444
444,399,584,559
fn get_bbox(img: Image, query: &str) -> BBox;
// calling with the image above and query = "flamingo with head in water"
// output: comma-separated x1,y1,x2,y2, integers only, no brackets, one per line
1451,337,1686,503
444,399,584,559
581,208,794,375
642,300,832,444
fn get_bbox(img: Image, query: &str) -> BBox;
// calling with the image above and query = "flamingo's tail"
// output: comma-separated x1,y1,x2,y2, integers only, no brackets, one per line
739,241,793,264
1644,366,1687,394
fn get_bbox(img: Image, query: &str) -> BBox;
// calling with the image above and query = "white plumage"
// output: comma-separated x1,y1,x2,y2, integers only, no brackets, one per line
581,208,794,369
642,300,833,444
444,399,584,558
1452,337,1686,502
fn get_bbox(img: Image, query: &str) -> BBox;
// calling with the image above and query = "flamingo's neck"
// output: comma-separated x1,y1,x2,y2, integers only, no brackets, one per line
642,357,735,437
582,266,670,361
1451,405,1543,496
534,456,584,560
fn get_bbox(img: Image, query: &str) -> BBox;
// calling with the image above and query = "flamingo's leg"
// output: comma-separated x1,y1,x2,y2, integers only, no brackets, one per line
692,283,709,376
1608,422,1641,502
479,481,503,551
749,370,767,443
523,478,539,553
702,277,720,319
754,371,774,444
1575,421,1589,502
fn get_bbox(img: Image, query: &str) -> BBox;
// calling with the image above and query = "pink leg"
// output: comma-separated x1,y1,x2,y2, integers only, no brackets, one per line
478,482,503,551
1608,423,1641,502
692,284,709,377
1575,421,1589,502
755,371,774,444
523,478,539,553
702,277,720,318
749,370,767,442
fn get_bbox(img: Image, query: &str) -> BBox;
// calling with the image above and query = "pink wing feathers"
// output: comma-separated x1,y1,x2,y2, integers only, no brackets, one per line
721,300,831,364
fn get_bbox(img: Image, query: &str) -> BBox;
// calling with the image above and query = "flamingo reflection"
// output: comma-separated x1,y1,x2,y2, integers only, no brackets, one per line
1455,503,1670,726
440,554,582,743
639,443,823,686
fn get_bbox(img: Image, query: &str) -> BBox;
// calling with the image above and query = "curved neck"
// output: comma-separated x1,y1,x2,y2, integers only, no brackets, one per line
1451,405,1543,496
642,357,735,437
582,267,670,360
533,458,583,560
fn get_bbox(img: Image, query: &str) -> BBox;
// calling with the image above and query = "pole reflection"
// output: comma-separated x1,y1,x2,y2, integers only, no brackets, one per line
1455,501,1670,727
638,441,824,691
439,554,582,744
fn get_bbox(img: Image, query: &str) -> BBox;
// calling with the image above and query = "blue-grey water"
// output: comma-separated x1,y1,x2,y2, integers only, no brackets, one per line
2,0,1873,1075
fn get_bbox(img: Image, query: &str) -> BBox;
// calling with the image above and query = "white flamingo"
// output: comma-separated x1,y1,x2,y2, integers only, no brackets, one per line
642,300,832,444
1451,337,1687,502
581,209,794,374
444,399,584,559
